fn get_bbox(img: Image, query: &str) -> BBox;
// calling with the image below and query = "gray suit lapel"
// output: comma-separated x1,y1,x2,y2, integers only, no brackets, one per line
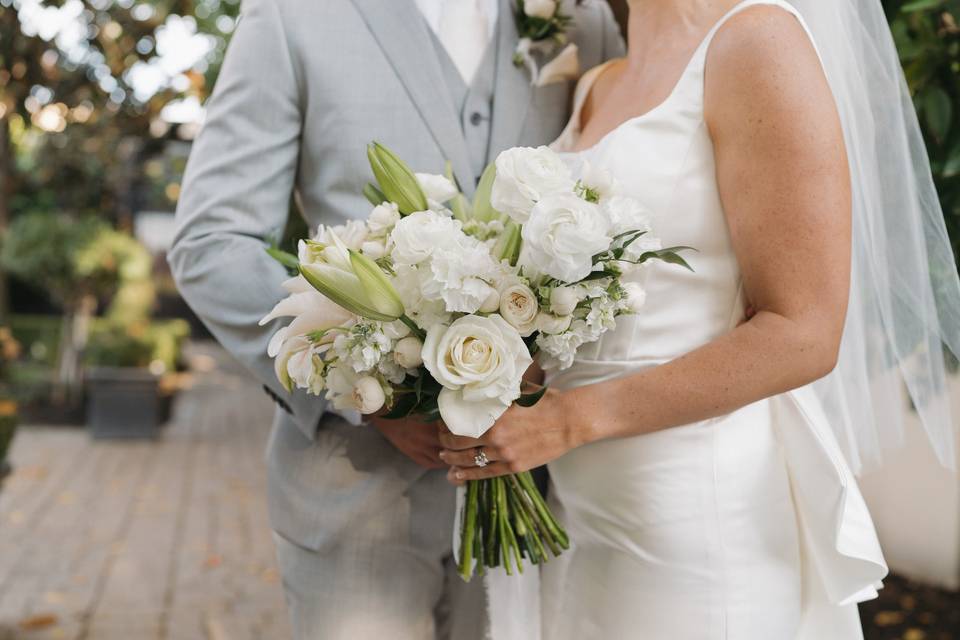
489,0,533,159
348,0,474,191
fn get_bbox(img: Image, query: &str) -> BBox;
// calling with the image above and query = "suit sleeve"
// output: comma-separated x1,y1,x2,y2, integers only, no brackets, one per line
598,1,627,60
167,0,326,441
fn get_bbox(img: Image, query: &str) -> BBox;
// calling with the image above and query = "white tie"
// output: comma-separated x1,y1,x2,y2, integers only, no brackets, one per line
439,0,489,84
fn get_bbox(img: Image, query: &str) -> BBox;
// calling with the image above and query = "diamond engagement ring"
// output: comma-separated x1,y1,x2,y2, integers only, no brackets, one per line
474,447,489,468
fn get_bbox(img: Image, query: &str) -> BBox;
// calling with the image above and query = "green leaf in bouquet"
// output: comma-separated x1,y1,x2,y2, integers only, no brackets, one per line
368,142,428,215
637,246,697,272
493,221,523,266
516,385,548,407
444,161,472,221
383,392,419,419
363,183,387,206
472,163,502,222
265,246,300,271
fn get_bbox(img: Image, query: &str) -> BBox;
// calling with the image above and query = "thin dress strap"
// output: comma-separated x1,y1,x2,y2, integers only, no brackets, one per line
551,59,618,153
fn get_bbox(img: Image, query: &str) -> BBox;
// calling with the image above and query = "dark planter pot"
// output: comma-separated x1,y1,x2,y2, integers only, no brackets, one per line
86,367,163,440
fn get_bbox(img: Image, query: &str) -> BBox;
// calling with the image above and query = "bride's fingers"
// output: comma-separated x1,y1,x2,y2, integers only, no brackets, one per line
447,462,513,484
438,447,500,468
437,428,486,451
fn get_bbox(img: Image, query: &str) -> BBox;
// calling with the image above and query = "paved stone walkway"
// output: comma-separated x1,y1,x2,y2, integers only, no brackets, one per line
0,344,291,640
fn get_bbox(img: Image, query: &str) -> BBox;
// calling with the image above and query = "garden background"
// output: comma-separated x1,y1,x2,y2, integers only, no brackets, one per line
0,1,958,639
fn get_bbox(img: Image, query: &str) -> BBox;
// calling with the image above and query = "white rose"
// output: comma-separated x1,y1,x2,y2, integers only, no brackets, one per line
524,0,557,19
367,202,401,236
394,336,424,369
361,239,386,260
535,312,572,335
390,210,462,266
520,192,612,283
422,314,532,437
490,146,574,223
549,286,580,316
622,282,647,313
352,376,387,414
416,173,459,204
499,283,539,337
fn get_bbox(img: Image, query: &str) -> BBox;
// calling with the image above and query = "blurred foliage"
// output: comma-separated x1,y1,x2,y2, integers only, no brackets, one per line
0,0,240,222
0,211,108,309
0,210,153,314
84,317,188,369
884,0,960,264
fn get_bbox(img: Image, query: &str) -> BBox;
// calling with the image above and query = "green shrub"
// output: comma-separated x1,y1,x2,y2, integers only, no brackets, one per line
885,0,960,265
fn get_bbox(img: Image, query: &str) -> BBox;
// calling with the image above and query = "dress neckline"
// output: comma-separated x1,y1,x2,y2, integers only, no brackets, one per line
564,0,791,155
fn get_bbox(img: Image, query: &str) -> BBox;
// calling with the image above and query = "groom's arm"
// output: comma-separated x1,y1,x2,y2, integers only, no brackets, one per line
167,0,325,440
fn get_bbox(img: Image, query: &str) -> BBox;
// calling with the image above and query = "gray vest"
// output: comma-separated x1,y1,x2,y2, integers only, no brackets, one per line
428,30,498,183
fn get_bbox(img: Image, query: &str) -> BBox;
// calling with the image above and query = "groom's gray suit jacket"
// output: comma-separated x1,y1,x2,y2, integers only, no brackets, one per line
169,0,623,552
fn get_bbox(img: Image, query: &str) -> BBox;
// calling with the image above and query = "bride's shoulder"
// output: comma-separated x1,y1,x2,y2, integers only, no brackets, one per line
706,4,820,79
704,4,828,119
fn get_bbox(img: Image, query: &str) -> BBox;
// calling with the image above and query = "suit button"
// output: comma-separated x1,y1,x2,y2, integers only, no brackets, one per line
470,112,483,126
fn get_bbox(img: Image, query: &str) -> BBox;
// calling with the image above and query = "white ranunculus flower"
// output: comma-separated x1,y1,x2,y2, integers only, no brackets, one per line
549,286,581,316
352,376,386,414
390,210,463,266
422,314,532,437
520,192,612,282
394,336,424,369
415,173,459,204
367,202,401,236
490,146,574,223
602,194,652,236
524,0,557,19
535,312,572,335
622,282,648,313
499,283,539,337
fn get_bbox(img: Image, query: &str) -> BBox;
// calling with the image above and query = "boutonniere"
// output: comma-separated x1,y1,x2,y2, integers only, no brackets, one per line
513,0,574,84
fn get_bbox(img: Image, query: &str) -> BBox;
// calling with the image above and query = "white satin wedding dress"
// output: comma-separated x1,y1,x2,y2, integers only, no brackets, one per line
541,1,888,638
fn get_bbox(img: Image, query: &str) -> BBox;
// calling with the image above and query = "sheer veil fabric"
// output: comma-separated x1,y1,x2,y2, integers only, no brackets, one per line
787,0,960,471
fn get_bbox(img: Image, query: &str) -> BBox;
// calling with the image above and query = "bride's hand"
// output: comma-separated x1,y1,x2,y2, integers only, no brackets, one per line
438,388,584,484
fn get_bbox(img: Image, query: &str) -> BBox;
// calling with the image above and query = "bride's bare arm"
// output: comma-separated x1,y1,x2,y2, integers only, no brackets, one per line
439,8,851,482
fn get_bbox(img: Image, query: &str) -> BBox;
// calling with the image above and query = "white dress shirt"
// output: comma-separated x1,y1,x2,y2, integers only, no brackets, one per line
415,0,499,39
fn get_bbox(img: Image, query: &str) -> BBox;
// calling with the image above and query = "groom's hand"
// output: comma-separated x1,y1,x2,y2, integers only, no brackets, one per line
370,416,447,470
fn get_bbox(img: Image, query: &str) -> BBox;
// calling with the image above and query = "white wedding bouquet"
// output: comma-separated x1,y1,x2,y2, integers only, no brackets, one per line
263,142,691,579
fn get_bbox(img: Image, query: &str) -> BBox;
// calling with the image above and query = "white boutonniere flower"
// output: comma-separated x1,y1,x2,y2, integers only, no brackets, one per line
513,0,574,84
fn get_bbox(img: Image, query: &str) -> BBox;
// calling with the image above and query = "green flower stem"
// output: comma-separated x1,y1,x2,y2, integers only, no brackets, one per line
518,472,570,549
399,314,426,340
507,475,547,563
458,480,480,580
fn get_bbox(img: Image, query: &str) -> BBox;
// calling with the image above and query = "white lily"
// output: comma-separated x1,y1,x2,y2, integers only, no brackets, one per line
298,230,405,322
